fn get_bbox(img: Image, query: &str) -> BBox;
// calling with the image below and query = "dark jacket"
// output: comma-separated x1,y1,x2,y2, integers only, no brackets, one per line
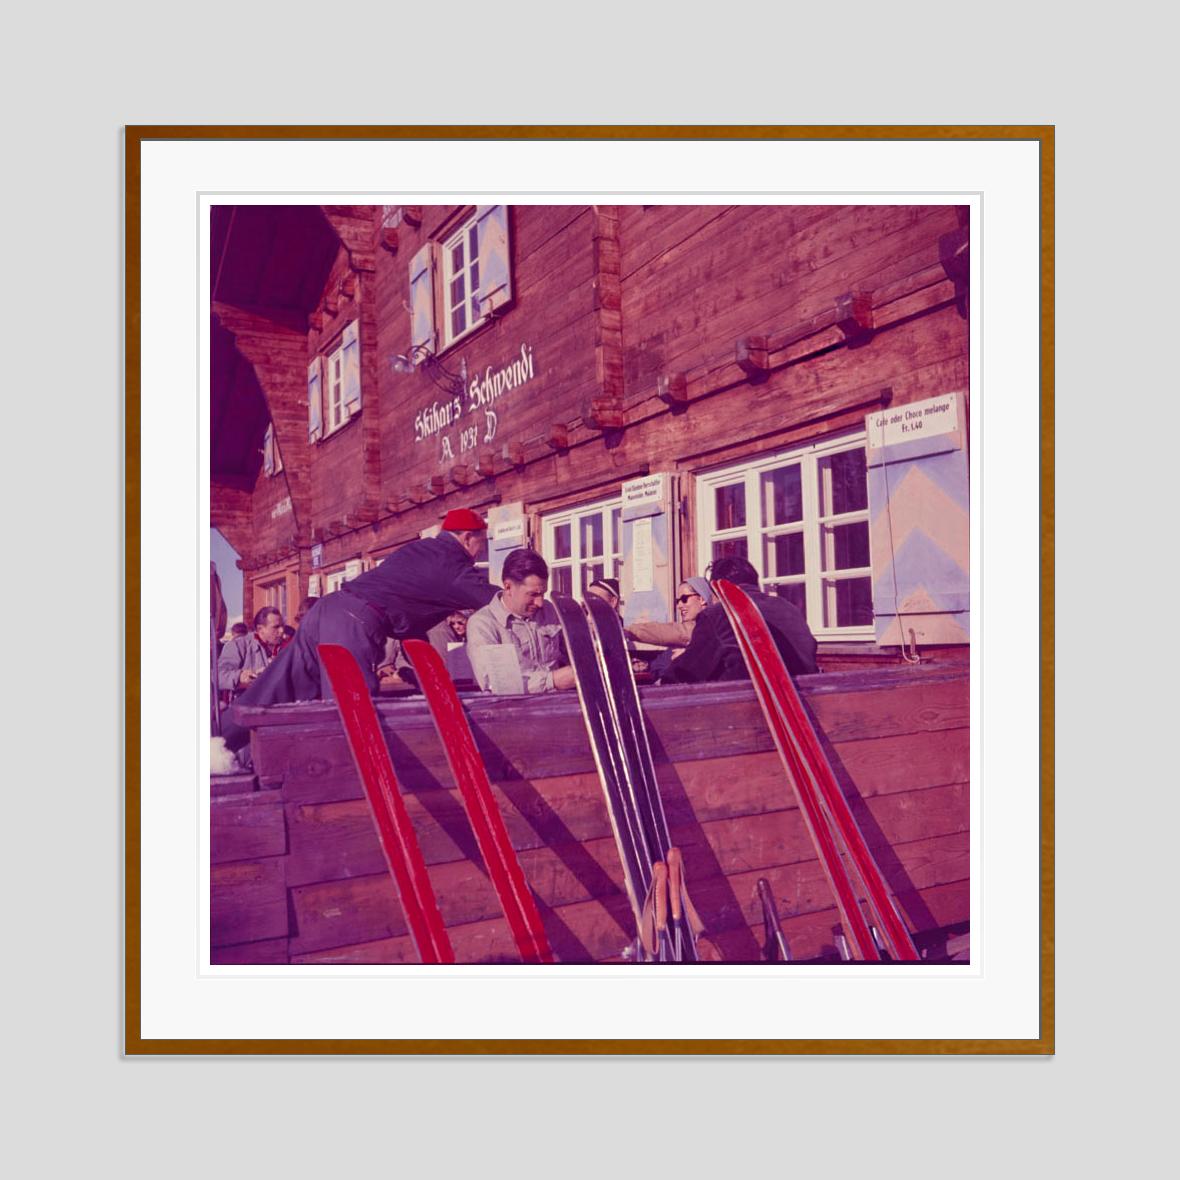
660,584,818,684
221,533,496,752
343,533,496,637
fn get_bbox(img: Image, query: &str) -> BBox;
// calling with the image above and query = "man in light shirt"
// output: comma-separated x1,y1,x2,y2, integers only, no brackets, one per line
467,548,576,694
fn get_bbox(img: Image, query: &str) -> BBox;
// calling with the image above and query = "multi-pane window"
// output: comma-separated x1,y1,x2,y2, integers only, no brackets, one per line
326,341,347,433
260,579,287,620
541,497,623,599
697,435,873,638
442,218,482,347
323,569,349,594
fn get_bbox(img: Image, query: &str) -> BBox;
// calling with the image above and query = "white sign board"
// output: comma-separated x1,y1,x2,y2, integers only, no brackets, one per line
492,518,525,544
622,473,666,511
866,393,960,449
631,517,654,592
344,559,363,581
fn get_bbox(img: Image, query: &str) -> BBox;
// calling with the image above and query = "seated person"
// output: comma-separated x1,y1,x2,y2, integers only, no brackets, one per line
660,556,818,684
586,577,622,614
428,610,470,655
427,610,474,682
218,606,284,698
626,575,715,649
467,548,576,694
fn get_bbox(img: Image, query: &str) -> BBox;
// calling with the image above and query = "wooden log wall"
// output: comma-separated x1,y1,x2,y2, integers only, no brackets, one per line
212,665,969,965
222,203,970,641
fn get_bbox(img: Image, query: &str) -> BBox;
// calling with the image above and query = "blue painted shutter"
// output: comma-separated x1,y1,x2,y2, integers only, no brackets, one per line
475,205,512,315
263,423,275,475
409,244,436,353
342,319,361,411
620,474,675,628
486,501,526,584
866,393,969,646
307,357,323,442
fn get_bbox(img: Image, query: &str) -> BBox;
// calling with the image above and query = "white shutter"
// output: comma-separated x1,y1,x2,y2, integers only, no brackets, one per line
409,244,436,353
620,474,676,627
307,357,323,442
342,319,361,411
263,423,275,475
475,205,512,314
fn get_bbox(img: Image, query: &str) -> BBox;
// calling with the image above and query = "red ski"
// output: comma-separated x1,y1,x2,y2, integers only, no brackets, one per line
403,640,555,965
713,581,919,962
318,643,455,965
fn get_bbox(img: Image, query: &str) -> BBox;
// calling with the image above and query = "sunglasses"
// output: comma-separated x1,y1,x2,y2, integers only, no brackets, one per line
676,593,703,604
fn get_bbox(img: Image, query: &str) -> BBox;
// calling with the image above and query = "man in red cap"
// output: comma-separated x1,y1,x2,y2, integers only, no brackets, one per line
220,508,497,756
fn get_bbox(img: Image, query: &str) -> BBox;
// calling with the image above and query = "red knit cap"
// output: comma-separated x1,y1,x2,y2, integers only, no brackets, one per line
441,507,488,532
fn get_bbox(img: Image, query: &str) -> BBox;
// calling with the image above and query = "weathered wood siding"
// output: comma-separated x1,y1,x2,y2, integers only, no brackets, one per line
227,203,969,649
212,665,969,965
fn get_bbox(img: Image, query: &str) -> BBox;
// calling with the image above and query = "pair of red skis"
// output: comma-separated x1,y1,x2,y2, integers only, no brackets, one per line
713,580,920,963
318,641,553,965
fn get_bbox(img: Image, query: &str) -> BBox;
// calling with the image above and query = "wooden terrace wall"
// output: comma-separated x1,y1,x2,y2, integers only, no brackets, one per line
211,664,969,965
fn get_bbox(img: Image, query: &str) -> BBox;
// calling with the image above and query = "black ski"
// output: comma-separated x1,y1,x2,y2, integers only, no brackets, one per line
551,595,652,947
583,594,699,962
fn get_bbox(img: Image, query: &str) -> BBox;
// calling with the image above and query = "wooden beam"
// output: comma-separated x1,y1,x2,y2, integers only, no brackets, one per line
379,228,399,254
477,450,497,478
735,336,770,382
428,475,446,497
501,441,525,470
547,424,570,452
656,372,688,407
833,292,873,344
450,464,472,487
939,227,969,284
583,398,625,431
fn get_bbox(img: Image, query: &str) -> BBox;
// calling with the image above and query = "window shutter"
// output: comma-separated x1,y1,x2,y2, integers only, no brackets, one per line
866,393,969,646
486,501,526,583
620,474,675,628
342,319,361,412
475,205,512,315
307,357,323,443
263,423,275,476
409,244,436,353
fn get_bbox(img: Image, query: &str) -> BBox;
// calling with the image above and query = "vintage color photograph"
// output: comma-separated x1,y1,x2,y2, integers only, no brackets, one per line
208,201,971,968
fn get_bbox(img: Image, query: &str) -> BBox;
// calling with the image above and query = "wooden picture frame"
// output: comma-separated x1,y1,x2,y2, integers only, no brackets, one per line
125,125,1053,1054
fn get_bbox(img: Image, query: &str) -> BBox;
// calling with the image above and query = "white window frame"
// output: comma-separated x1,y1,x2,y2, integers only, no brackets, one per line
695,432,874,641
440,214,485,349
541,495,623,600
324,339,350,435
323,569,349,594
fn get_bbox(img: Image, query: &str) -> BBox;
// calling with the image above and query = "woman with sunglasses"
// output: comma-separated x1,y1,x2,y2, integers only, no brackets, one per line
625,576,717,678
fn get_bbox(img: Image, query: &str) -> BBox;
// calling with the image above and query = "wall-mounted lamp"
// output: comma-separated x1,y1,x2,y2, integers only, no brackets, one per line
390,344,468,397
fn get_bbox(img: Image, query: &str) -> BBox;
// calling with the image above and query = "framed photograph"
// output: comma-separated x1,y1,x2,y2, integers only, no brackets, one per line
126,126,1052,1053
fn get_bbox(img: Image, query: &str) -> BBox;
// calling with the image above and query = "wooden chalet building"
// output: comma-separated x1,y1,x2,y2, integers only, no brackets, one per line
212,203,969,657
210,203,971,965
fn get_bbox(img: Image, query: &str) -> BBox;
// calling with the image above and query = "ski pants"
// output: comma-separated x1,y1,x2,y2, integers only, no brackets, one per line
220,590,387,752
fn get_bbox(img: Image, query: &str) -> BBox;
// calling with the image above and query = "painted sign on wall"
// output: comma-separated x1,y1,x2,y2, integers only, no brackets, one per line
867,393,959,450
411,343,537,463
